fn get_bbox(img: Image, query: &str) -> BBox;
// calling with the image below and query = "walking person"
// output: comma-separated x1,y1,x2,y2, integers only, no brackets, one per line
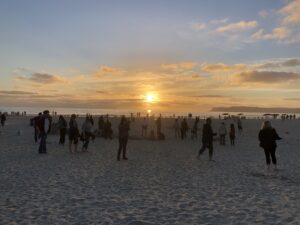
258,121,282,170
81,116,94,152
58,115,67,145
229,123,236,146
174,119,180,139
69,114,79,153
191,117,200,140
197,118,217,161
37,110,52,154
117,116,130,161
218,122,227,145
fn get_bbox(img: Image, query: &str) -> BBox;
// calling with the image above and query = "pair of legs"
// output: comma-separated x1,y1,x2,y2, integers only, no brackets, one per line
82,132,91,152
59,128,66,145
39,133,47,153
198,142,213,160
69,136,78,153
220,135,226,145
118,137,128,161
34,127,39,143
264,147,277,166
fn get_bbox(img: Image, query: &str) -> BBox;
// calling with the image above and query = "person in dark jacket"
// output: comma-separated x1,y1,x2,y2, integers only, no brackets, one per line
58,115,67,145
37,110,51,154
258,121,282,170
1,113,7,127
33,112,42,143
197,118,216,161
117,116,130,161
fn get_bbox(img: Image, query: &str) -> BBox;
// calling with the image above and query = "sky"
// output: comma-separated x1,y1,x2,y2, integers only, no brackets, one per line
1,0,300,114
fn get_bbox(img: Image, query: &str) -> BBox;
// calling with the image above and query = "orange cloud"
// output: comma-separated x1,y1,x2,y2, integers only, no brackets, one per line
279,0,300,25
95,66,125,77
160,62,197,71
252,27,291,41
201,63,247,73
216,21,258,32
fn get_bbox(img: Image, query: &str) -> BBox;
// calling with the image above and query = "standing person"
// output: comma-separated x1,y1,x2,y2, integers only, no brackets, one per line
237,119,243,133
258,121,282,170
180,118,189,140
81,116,94,152
218,122,227,145
174,119,180,139
197,118,217,161
98,116,104,136
156,116,162,139
117,116,130,161
141,117,148,137
37,110,52,154
1,113,7,127
229,123,236,146
69,114,79,153
104,117,113,139
191,117,200,140
58,115,67,145
33,113,42,143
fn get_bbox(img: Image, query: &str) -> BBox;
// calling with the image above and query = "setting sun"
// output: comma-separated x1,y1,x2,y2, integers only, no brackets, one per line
145,93,157,103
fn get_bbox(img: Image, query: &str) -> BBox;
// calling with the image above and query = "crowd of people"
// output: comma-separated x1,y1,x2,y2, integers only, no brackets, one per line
0,110,283,169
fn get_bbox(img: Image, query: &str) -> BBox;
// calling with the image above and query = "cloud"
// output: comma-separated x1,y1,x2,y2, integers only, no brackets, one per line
95,66,125,77
216,21,258,33
201,63,247,73
161,62,197,72
192,95,229,98
279,0,300,25
284,98,300,101
0,90,36,95
255,58,300,69
233,71,300,83
210,18,229,25
17,73,68,84
252,27,291,41
191,22,206,31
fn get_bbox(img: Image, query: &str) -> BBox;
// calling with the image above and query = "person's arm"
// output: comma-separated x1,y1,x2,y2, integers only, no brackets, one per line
273,129,282,140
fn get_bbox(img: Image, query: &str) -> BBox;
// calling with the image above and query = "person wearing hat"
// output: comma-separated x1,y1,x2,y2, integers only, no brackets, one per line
197,118,217,161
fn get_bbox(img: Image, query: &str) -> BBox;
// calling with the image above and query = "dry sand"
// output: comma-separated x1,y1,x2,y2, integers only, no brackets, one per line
0,116,299,224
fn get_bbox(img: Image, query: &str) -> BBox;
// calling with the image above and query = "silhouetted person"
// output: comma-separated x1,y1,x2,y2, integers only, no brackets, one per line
237,119,243,133
81,116,94,152
174,119,180,139
156,116,162,139
98,116,104,136
117,116,130,161
181,118,189,140
58,115,67,145
37,110,51,154
259,121,282,170
218,122,227,145
229,123,236,146
197,118,217,161
1,113,7,127
141,117,148,137
191,117,200,140
104,118,113,139
33,113,42,143
69,114,79,153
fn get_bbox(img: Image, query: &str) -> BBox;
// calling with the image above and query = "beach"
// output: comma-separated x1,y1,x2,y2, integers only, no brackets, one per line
0,116,299,224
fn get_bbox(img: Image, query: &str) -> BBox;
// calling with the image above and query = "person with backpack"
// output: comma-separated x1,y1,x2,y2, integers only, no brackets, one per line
197,118,217,161
37,110,52,154
117,116,130,161
258,121,282,170
58,115,67,145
